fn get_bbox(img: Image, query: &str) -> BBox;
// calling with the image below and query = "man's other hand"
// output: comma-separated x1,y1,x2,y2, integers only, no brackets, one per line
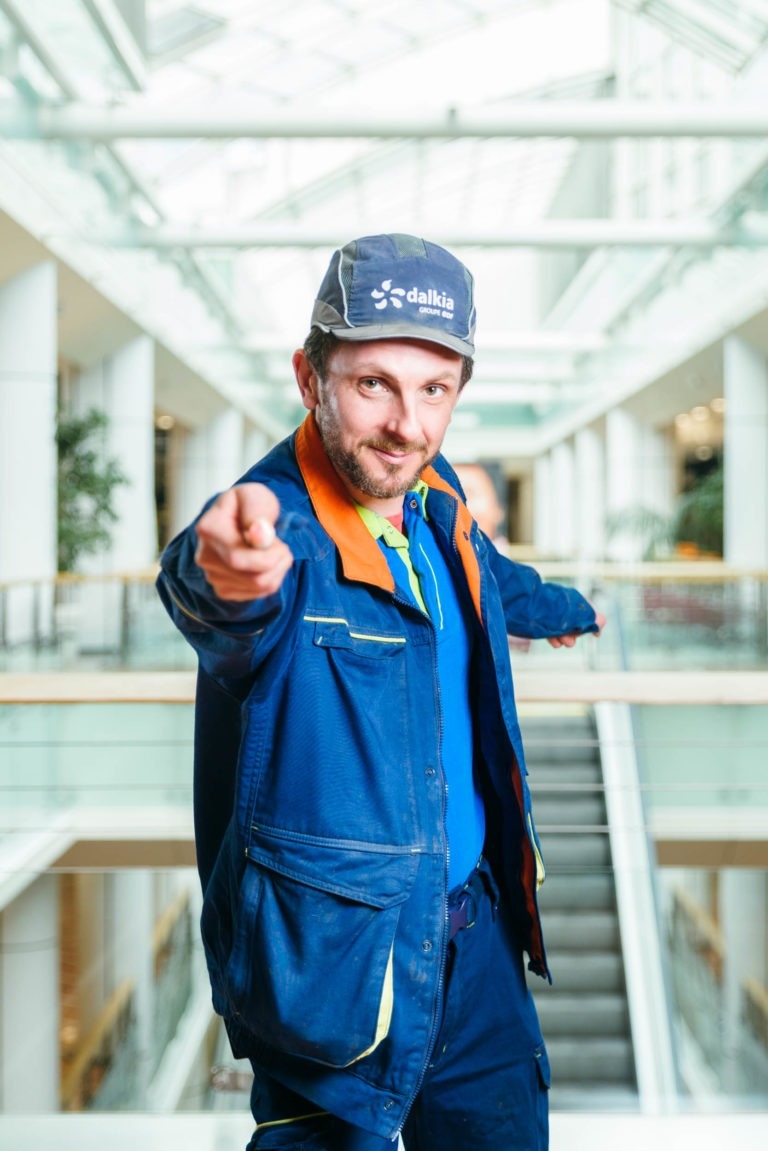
194,483,293,601
547,610,606,649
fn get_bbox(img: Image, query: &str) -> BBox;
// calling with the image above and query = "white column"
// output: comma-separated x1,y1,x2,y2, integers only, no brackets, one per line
550,440,576,558
575,424,606,562
719,870,767,1093
171,407,245,537
533,452,554,558
72,337,157,652
0,876,60,1111
605,408,643,561
723,336,768,566
104,870,155,1108
0,262,58,644
641,424,676,520
75,335,157,569
639,423,676,560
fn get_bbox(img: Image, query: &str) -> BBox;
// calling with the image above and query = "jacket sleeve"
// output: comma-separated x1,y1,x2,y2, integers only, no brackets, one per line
485,540,598,640
156,502,300,682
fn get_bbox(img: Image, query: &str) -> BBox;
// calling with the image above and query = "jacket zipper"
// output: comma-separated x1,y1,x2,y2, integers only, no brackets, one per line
394,503,457,1136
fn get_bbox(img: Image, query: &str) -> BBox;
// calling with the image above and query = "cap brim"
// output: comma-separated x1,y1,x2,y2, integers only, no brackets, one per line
320,321,474,358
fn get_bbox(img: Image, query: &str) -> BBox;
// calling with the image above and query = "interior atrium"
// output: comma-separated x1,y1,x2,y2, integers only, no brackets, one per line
0,2,766,1148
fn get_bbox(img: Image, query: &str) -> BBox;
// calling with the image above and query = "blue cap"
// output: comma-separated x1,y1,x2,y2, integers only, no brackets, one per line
311,233,476,357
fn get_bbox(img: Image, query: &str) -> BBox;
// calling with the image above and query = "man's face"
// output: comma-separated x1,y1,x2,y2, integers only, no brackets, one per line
294,338,464,513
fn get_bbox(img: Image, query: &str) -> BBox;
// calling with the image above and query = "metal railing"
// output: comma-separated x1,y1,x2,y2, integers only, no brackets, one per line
2,561,768,672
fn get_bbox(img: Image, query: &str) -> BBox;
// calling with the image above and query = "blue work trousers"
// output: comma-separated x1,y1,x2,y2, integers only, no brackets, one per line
247,859,550,1150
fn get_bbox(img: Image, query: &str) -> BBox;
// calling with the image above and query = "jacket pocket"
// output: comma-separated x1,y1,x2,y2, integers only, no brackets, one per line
225,825,419,1068
307,616,407,657
533,1041,551,1090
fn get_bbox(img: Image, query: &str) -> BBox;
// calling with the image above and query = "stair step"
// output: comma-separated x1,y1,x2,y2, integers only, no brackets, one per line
523,740,599,766
519,717,596,744
537,910,620,951
548,1084,640,1111
530,993,631,1037
544,1037,635,1084
537,833,613,868
540,952,626,993
527,761,603,785
531,795,607,825
537,872,616,911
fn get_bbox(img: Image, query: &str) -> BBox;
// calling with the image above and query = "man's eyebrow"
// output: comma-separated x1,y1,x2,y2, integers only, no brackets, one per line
342,362,458,382
341,362,392,375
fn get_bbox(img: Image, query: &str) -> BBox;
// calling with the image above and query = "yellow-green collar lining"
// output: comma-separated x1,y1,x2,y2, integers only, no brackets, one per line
354,479,429,543
355,483,429,613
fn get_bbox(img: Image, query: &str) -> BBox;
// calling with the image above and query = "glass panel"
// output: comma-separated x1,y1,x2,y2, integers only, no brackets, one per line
660,868,768,1104
0,577,193,673
0,701,193,848
0,699,766,1129
20,0,132,96
635,704,768,811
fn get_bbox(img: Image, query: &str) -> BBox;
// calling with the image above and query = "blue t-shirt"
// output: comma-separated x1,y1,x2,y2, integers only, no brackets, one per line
357,488,485,888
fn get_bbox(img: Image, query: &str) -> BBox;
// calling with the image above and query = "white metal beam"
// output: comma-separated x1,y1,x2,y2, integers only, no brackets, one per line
81,0,146,91
4,101,768,139
96,217,768,249
0,0,81,99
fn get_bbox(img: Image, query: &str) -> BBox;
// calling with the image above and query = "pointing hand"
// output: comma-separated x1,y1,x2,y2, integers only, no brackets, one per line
194,483,293,601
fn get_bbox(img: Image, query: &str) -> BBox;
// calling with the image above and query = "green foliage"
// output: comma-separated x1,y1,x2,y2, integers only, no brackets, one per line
605,505,676,560
605,463,724,560
56,408,129,572
673,464,724,555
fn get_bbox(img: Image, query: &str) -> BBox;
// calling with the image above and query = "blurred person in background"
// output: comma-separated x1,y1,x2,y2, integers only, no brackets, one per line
453,463,507,549
454,464,532,653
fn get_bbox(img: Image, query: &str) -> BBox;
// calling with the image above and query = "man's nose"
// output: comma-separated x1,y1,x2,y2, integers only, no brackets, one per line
385,396,420,442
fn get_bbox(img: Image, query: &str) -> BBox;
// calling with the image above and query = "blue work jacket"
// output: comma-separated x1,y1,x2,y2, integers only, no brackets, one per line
157,413,598,1140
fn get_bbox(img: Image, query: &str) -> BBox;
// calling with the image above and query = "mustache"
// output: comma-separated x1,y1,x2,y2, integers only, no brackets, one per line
363,437,428,455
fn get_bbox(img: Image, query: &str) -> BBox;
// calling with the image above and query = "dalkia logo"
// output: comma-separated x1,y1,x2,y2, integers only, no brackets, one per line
371,280,455,317
371,280,405,310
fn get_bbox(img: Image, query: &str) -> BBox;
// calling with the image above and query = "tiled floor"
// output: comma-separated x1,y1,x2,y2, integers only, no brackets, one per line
0,1112,766,1151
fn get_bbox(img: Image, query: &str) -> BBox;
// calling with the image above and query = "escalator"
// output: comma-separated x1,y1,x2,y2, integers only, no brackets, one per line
521,710,640,1109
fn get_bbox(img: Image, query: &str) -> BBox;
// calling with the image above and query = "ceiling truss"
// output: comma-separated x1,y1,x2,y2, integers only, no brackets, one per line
98,215,768,250
4,101,768,140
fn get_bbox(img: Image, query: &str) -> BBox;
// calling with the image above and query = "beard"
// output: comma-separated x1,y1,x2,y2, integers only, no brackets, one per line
316,402,435,501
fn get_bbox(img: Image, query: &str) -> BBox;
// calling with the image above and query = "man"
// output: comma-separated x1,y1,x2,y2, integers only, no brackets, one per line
158,234,604,1150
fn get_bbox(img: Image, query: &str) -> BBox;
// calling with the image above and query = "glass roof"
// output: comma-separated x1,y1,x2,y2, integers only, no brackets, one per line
1,0,768,455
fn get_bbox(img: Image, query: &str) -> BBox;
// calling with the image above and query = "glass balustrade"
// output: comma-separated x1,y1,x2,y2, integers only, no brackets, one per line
0,697,765,1117
2,564,767,674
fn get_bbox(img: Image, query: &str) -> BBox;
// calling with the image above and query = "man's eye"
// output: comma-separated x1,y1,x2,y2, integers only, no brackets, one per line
360,378,384,391
424,384,446,397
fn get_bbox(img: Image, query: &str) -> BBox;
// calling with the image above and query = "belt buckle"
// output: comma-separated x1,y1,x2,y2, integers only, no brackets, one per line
449,891,476,940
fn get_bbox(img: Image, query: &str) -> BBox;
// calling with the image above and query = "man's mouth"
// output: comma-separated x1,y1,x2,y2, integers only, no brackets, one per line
366,440,426,466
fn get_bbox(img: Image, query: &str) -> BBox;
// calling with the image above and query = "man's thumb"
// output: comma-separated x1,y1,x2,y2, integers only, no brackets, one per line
244,517,277,549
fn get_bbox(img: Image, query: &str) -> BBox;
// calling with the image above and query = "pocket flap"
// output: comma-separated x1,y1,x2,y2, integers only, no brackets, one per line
309,618,406,656
247,824,420,908
533,1042,551,1090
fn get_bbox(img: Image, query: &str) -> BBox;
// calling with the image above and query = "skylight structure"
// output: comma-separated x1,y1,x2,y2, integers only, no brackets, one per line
1,0,768,453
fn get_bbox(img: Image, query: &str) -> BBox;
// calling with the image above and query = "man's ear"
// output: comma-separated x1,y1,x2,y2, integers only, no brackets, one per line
293,349,320,411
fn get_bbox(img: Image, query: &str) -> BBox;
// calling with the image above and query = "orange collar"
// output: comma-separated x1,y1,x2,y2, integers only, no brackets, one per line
295,414,395,592
294,413,482,622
